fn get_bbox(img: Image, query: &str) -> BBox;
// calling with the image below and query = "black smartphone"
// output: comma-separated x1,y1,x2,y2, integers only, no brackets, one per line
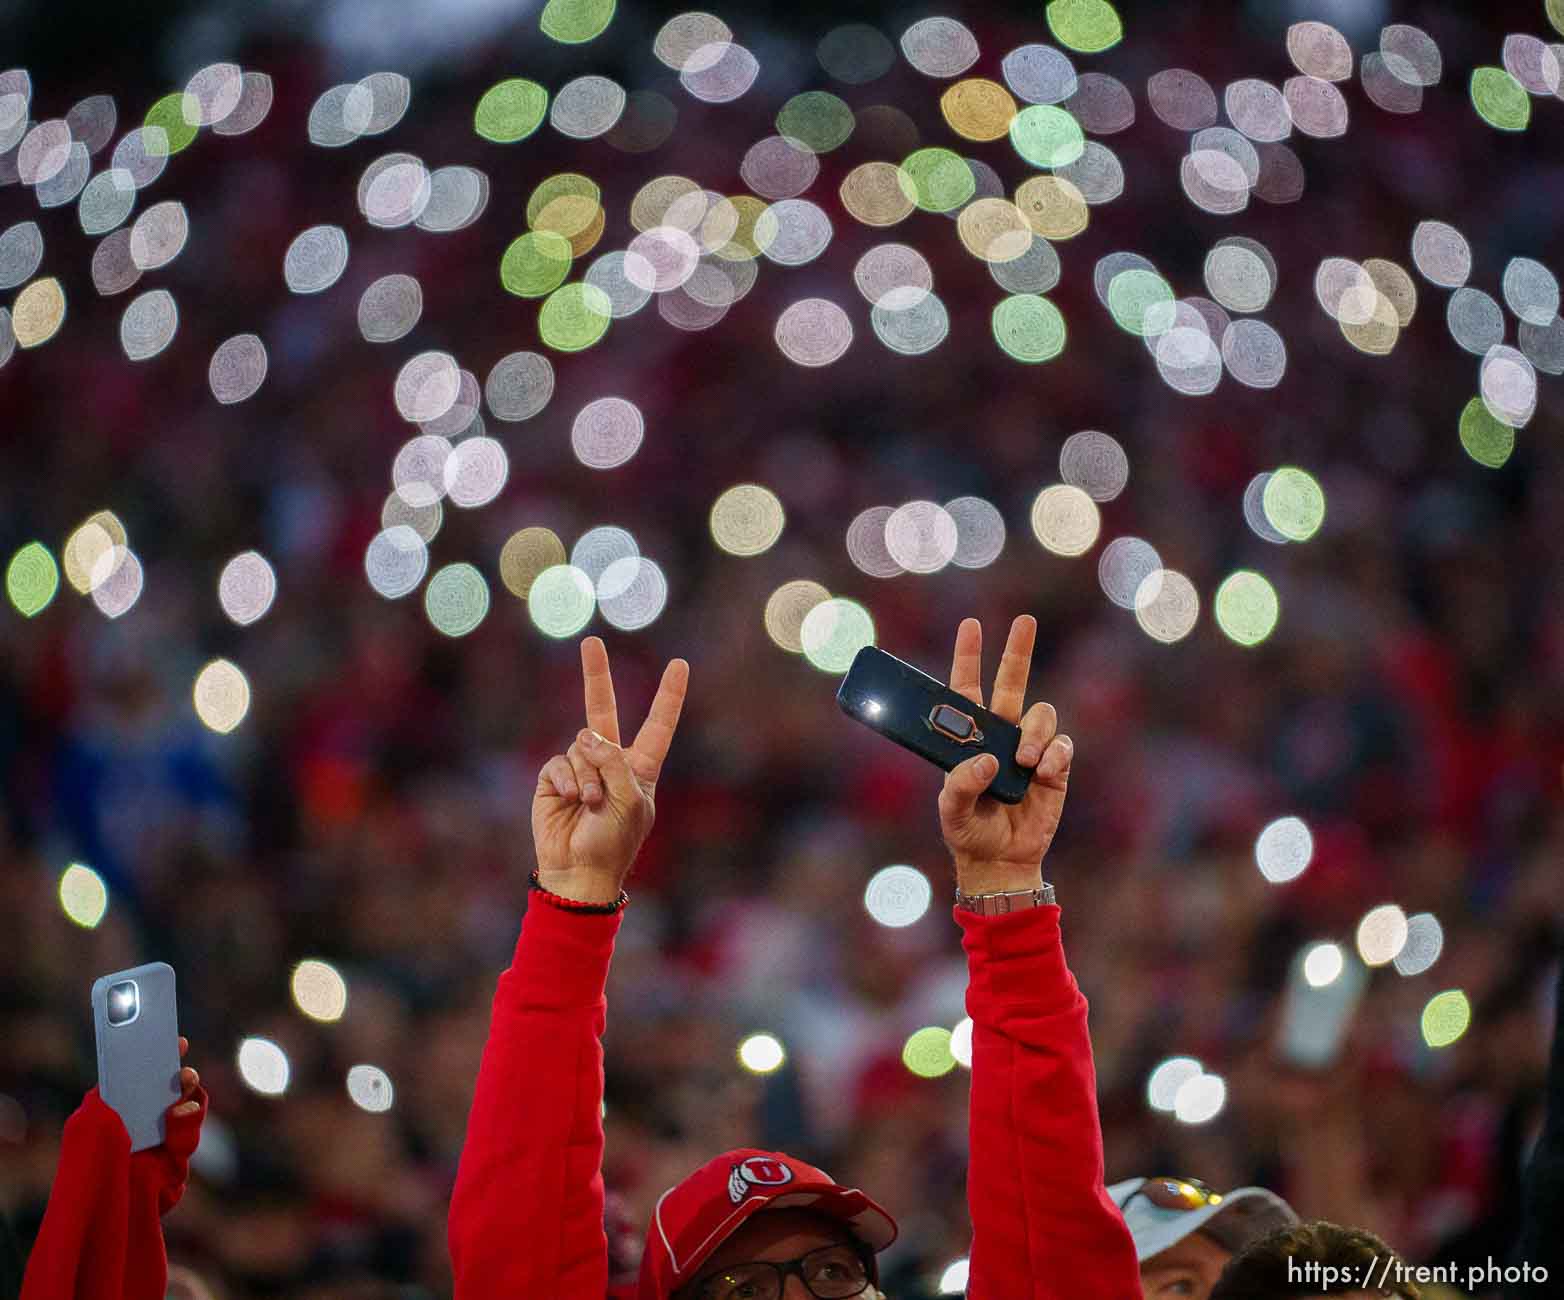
836,645,1031,804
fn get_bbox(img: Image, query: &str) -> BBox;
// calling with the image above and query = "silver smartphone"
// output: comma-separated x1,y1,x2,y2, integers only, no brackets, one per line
1277,945,1369,1070
92,961,181,1152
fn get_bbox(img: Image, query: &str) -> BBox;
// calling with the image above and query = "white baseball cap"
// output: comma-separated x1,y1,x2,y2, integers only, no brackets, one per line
1108,1178,1298,1263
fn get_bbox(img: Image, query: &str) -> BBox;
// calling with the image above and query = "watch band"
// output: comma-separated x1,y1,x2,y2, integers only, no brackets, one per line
954,881,1056,915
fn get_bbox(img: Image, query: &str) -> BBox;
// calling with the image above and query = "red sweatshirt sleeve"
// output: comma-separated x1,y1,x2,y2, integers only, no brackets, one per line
21,1086,206,1300
959,904,1139,1300
449,898,622,1300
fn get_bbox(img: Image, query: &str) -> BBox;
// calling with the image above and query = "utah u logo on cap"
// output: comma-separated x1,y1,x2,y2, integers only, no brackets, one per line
727,1156,794,1204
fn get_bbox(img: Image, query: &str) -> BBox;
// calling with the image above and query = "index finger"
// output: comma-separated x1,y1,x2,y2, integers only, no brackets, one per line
628,658,689,784
580,636,621,744
989,615,1037,723
949,618,984,707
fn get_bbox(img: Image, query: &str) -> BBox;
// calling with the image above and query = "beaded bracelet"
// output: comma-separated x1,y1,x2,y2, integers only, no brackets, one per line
528,869,629,915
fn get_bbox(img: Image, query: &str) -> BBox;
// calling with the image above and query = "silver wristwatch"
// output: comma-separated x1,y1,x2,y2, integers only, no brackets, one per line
954,881,1056,915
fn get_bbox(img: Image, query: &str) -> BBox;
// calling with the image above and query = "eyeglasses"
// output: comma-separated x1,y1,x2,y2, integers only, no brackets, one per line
1126,1176,1224,1213
691,1243,872,1300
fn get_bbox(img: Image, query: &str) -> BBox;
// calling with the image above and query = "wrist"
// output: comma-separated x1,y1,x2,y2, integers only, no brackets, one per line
953,861,1045,896
534,866,627,906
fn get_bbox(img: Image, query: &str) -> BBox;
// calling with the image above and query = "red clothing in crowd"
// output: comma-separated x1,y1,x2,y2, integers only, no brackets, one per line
449,895,1139,1298
20,1086,206,1300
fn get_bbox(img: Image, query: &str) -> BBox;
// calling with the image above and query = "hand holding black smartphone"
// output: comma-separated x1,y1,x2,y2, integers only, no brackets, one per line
837,645,1032,803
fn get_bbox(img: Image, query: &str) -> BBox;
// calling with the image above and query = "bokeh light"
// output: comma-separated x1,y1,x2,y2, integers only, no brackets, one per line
1214,570,1279,646
738,1033,786,1074
529,564,597,638
63,516,124,596
1303,942,1345,988
1030,485,1099,556
284,225,349,294
1173,1072,1226,1124
711,484,786,556
1147,1057,1203,1112
347,1065,394,1113
950,1018,974,1069
540,0,616,45
7,542,58,617
1411,221,1471,288
500,528,568,600
14,277,66,347
1009,105,1084,169
1262,467,1325,542
365,526,429,599
1134,570,1199,643
59,863,109,929
775,298,852,366
901,17,979,79
90,548,144,618
1046,0,1123,54
291,959,348,1023
765,580,832,653
237,1037,290,1096
1421,991,1471,1048
218,551,277,625
885,501,957,574
1393,913,1445,977
938,1260,970,1295
800,598,875,673
1255,815,1313,883
539,282,612,351
572,397,644,469
193,659,251,734
1356,904,1410,967
120,289,178,361
209,334,268,404
903,1027,957,1079
1098,537,1161,609
864,865,933,927
598,558,668,631
1459,398,1514,470
993,294,1067,362
425,563,490,637
1470,67,1530,131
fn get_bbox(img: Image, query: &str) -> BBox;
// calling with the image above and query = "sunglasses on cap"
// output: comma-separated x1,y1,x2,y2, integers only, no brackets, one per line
1125,1176,1225,1213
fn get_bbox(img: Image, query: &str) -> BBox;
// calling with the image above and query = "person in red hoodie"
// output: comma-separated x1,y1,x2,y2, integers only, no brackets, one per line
20,1038,207,1300
449,616,1140,1299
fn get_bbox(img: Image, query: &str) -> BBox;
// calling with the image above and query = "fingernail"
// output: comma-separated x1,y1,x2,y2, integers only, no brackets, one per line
589,730,606,746
978,755,998,778
584,782,602,801
1018,744,1040,765
1058,736,1074,753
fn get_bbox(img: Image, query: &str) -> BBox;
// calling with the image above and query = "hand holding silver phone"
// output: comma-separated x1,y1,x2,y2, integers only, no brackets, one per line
92,961,182,1152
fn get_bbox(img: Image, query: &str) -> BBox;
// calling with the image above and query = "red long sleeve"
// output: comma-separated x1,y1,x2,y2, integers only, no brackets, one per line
449,899,621,1300
959,904,1139,1300
21,1086,205,1300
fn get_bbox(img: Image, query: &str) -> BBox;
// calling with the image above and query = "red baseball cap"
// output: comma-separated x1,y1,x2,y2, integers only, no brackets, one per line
637,1148,899,1298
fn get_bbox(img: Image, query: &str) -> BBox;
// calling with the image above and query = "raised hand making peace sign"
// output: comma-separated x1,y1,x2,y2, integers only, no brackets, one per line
533,637,690,905
936,615,1074,896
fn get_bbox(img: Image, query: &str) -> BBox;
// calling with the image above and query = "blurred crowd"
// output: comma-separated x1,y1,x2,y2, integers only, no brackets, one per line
2,0,1562,1296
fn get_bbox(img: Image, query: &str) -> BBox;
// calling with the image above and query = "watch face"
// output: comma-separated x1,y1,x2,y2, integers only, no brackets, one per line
929,703,979,742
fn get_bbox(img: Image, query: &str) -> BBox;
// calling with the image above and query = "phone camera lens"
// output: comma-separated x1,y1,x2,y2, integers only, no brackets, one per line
107,980,140,1026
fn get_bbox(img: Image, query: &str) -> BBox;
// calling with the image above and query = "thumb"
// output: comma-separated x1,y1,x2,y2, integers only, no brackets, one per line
940,752,998,826
580,730,643,804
